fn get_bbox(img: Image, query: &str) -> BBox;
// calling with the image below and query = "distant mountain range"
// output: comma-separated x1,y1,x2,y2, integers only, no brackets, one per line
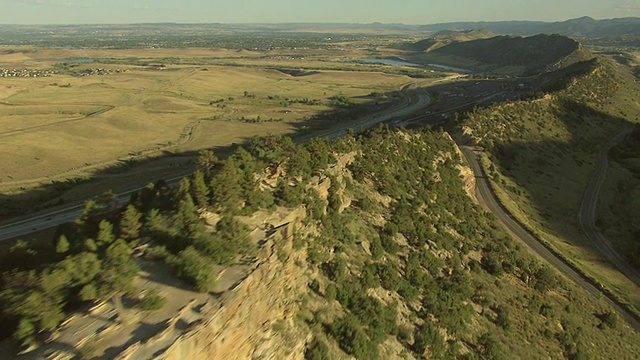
419,16,640,37
265,17,640,37
160,17,640,37
0,17,638,42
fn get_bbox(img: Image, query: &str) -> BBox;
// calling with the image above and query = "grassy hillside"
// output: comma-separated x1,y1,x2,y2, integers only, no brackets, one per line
458,57,640,314
401,29,496,52
408,34,592,76
295,128,640,359
598,125,640,268
3,127,640,358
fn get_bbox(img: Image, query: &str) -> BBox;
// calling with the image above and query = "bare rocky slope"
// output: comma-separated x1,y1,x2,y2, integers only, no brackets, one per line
142,216,311,360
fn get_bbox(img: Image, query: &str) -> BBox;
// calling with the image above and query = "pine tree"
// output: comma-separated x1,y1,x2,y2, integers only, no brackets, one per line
216,216,255,256
95,190,118,212
96,220,115,247
76,199,99,236
198,150,220,183
101,239,138,294
14,318,36,348
119,204,142,241
100,239,140,323
197,149,219,179
327,175,342,213
58,251,101,285
288,146,312,179
210,157,244,211
144,208,169,241
55,235,70,254
174,246,216,292
152,179,174,211
191,170,210,207
137,183,156,211
175,194,204,243
175,177,191,203
79,283,98,301
84,238,98,252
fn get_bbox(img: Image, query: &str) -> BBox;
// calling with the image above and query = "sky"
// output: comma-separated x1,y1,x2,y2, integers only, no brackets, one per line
1,0,639,25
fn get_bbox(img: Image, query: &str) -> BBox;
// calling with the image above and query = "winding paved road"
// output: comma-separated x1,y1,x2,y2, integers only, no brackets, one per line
579,128,640,286
457,144,640,331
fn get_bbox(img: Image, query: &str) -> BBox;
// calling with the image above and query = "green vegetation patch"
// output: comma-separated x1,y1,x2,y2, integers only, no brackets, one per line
2,120,640,358
598,125,640,268
459,58,640,312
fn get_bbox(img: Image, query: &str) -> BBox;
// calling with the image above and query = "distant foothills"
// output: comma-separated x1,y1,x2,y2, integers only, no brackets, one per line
0,16,639,37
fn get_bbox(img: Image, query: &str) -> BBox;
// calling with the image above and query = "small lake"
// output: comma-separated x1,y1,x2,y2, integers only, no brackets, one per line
37,58,95,63
427,63,472,74
353,58,473,74
65,58,95,63
354,58,421,67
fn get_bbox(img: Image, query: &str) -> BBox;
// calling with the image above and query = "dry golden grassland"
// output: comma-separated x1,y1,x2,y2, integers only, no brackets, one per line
0,47,437,200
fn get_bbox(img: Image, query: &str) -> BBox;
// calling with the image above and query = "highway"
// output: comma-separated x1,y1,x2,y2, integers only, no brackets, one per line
578,128,640,286
0,173,186,242
5,80,637,330
399,91,508,128
458,144,640,331
295,88,431,142
0,87,431,242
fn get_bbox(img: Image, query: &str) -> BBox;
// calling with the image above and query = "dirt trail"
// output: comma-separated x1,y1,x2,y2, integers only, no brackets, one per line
0,105,115,138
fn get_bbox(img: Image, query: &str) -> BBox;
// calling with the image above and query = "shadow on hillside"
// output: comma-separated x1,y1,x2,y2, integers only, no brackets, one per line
2,58,597,225
405,34,587,77
137,259,194,292
485,99,637,271
98,320,166,360
0,94,398,225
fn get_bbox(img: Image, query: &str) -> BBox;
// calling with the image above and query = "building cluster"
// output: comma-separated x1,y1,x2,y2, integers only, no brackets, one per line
0,68,56,78
0,68,130,78
77,68,129,76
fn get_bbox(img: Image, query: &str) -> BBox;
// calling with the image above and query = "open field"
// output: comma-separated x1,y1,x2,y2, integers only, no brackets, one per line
0,47,442,200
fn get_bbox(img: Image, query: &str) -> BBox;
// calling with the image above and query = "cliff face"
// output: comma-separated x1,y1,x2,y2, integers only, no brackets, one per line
118,210,311,360
162,218,310,360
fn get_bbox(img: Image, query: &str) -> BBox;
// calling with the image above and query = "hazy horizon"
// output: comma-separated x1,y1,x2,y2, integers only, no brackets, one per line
2,0,639,25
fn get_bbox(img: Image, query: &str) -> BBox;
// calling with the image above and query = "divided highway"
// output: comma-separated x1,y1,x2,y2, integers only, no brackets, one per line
458,144,640,331
0,174,185,242
0,88,431,242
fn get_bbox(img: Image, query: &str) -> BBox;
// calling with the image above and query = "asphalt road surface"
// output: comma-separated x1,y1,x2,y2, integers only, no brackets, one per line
0,174,185,242
578,128,640,286
458,144,640,331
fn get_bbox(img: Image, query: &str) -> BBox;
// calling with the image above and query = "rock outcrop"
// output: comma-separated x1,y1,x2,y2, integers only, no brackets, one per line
118,210,311,360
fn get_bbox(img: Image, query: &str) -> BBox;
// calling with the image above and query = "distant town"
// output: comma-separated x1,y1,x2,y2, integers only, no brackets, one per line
0,67,130,78
0,68,56,78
